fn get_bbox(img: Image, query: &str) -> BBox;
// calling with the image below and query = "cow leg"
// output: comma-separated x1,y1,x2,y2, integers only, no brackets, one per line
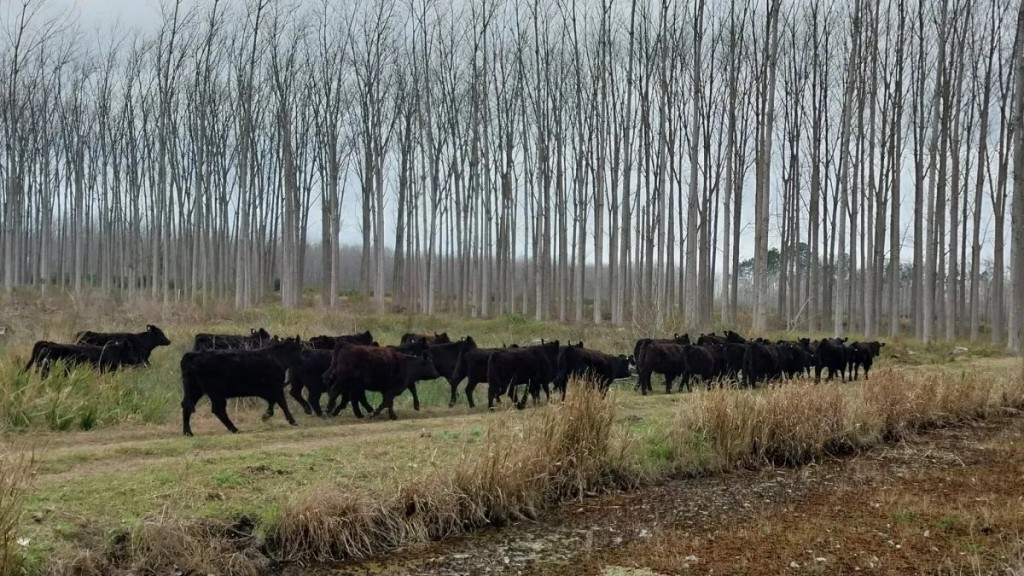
262,401,276,421
638,369,651,396
407,382,421,411
345,392,364,419
308,389,324,417
273,391,298,427
181,397,198,437
517,383,531,410
289,381,313,415
465,379,478,408
664,373,676,394
447,378,460,408
370,391,395,419
210,398,239,434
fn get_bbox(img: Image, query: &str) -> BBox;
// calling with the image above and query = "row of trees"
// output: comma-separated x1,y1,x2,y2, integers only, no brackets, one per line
1,0,1023,347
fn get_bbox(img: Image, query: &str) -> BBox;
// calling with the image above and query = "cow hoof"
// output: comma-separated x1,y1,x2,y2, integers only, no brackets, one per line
230,429,240,434
261,413,272,422
289,421,298,427
448,402,455,408
389,414,397,421
303,409,313,415
183,432,194,437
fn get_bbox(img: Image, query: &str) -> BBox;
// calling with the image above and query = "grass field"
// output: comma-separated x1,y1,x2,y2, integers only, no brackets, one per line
0,294,1020,575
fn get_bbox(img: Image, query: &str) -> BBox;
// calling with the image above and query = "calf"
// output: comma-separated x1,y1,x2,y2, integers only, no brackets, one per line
743,341,782,387
553,346,631,400
322,344,441,420
485,340,561,409
308,330,374,350
635,341,689,394
279,348,372,417
451,347,500,408
75,324,172,365
718,343,747,382
814,337,849,382
179,337,304,436
632,333,691,369
422,337,478,407
848,341,885,380
24,339,141,377
400,331,451,346
193,328,273,351
674,345,718,391
776,342,812,379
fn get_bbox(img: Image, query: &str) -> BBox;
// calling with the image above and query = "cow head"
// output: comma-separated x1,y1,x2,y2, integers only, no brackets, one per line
411,351,441,381
146,324,172,346
724,330,746,343
432,332,451,344
674,333,691,345
250,328,272,344
460,335,478,350
357,330,374,344
266,336,304,367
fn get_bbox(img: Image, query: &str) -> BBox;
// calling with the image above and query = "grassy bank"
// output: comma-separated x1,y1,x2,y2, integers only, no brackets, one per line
0,295,1020,574
3,359,1018,575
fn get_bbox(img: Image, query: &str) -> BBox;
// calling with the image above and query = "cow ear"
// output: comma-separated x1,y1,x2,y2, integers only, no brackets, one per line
147,324,156,331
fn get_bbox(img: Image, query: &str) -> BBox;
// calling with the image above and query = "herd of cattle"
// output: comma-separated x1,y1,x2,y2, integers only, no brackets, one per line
19,325,885,436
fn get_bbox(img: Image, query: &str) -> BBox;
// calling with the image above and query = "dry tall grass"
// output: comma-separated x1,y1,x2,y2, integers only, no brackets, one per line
119,379,631,571
673,364,1024,472
0,449,34,576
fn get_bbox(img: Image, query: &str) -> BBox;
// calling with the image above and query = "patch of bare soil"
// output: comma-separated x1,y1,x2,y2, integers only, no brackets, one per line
292,413,1024,576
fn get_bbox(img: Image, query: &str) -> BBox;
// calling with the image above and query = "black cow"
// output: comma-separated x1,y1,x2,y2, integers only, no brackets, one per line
814,337,850,382
697,333,726,346
451,347,500,408
717,343,747,382
848,341,885,380
75,324,172,365
724,330,747,344
179,337,304,436
322,344,441,420
277,349,373,417
553,346,631,400
743,341,783,387
776,342,813,379
400,332,451,346
486,340,561,410
308,330,374,350
632,333,691,369
679,345,719,391
23,339,141,377
421,337,478,407
193,328,273,351
635,341,689,394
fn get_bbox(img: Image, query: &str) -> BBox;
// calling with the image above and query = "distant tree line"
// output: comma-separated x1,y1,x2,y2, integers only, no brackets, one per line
1,0,1023,348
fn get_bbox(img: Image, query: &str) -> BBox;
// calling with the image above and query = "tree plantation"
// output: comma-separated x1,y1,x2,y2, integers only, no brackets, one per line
1,0,1024,346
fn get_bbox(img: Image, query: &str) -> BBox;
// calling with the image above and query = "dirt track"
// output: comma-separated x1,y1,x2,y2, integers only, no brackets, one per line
298,412,1024,576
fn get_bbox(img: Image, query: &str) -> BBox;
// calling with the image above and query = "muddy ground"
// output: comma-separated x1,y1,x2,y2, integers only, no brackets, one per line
290,413,1024,576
